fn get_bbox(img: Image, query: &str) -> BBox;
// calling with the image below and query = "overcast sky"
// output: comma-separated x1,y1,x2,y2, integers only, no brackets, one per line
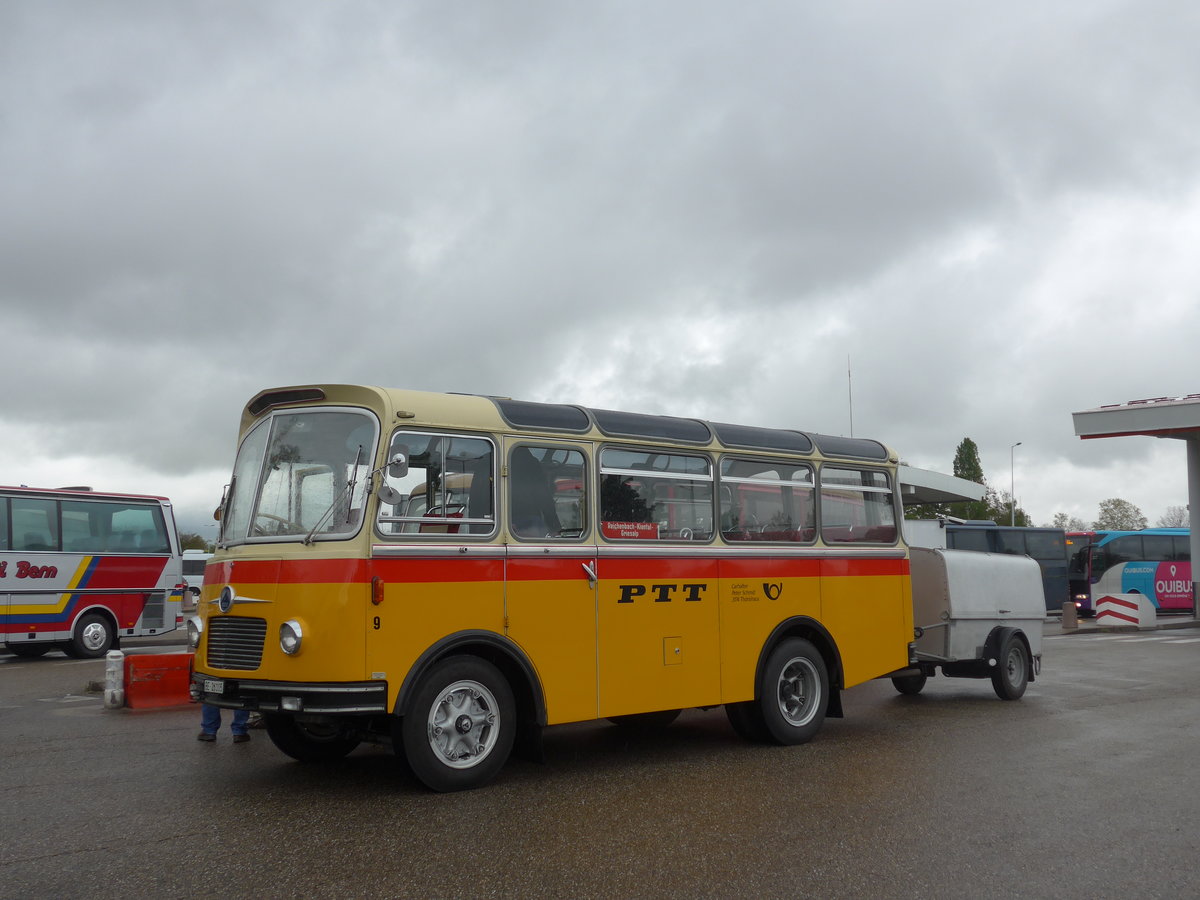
4,1,1200,538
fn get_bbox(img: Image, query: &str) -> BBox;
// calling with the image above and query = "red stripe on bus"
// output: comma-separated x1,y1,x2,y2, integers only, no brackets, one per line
85,557,169,589
719,558,823,579
209,554,907,586
818,557,910,577
601,558,721,580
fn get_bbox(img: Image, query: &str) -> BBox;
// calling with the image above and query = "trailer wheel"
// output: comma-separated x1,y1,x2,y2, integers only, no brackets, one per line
991,633,1029,701
401,655,515,792
265,716,361,762
759,638,828,745
66,613,114,659
891,673,927,695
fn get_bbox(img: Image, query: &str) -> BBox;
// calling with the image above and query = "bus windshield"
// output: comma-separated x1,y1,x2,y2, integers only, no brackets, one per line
221,409,378,545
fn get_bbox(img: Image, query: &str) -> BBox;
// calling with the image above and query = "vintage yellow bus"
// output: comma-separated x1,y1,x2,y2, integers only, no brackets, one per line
191,385,912,791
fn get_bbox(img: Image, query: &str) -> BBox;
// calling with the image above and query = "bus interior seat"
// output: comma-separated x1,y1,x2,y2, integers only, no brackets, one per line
466,459,494,534
21,532,52,551
113,531,139,550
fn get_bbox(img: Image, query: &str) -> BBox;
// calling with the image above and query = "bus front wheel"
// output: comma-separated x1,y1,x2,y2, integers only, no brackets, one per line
66,613,114,659
400,655,515,792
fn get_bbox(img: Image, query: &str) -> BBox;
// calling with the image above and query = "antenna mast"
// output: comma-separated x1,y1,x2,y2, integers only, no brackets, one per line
847,354,854,437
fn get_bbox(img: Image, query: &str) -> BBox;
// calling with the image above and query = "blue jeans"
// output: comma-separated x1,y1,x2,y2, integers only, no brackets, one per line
201,704,250,736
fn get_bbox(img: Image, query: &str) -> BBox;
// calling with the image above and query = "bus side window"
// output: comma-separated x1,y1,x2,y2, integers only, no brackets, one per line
508,446,584,539
11,498,59,551
819,467,896,544
1173,536,1191,561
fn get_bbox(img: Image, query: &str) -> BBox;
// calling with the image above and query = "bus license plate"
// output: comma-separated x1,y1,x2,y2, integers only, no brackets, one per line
204,679,224,695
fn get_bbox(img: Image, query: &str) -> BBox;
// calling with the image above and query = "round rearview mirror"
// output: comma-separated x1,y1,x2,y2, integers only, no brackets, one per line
377,484,403,506
388,451,409,479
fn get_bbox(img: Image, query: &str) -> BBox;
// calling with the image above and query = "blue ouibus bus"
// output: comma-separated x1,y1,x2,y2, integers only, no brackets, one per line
1066,528,1193,616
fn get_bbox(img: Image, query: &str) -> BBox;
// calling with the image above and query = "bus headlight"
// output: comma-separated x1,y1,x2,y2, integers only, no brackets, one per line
280,619,304,655
186,615,203,650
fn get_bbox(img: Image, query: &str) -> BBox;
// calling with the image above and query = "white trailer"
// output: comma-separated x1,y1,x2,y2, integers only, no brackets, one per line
889,547,1045,700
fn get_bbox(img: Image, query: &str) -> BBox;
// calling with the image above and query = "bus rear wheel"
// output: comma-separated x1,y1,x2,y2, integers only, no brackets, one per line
264,715,361,762
400,655,515,792
760,638,828,745
66,613,114,659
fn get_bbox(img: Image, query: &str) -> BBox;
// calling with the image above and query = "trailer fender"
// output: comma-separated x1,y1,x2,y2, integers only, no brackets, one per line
983,626,1035,684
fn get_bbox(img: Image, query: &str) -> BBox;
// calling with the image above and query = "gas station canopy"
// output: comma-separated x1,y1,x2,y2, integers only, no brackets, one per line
897,465,986,505
1073,395,1200,441
1072,394,1200,622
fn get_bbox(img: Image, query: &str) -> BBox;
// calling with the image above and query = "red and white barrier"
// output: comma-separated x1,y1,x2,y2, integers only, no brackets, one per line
1095,594,1158,629
120,652,195,709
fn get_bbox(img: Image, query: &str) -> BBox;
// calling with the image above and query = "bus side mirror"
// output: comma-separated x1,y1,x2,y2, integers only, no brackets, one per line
388,452,408,479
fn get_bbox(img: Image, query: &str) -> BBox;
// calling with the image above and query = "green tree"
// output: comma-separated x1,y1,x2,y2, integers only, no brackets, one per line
990,489,1031,527
1156,505,1189,527
1050,512,1088,531
1093,498,1147,531
179,532,214,552
947,437,992,521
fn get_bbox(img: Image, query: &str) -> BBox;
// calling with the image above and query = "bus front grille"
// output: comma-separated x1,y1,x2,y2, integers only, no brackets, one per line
207,617,267,670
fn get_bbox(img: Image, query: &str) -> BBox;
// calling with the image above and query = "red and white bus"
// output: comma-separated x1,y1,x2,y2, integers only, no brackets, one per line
1,486,186,658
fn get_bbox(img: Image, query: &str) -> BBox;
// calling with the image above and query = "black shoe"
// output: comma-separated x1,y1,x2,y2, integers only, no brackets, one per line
198,732,216,742
232,733,250,743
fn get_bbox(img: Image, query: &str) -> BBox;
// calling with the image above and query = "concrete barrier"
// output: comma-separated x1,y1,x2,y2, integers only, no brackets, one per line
104,650,125,708
123,652,195,709
1095,593,1158,630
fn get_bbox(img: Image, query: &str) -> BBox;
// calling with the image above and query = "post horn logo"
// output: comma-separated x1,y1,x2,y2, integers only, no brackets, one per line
763,582,783,601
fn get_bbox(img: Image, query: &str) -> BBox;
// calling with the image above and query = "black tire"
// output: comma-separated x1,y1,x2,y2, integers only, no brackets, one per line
264,715,361,762
66,613,114,659
5,642,52,658
606,709,681,729
758,638,829,745
892,673,927,695
991,633,1029,701
725,700,770,743
400,655,515,792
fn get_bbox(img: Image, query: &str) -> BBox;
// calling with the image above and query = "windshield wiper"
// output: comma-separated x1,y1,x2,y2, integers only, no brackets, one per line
303,446,369,545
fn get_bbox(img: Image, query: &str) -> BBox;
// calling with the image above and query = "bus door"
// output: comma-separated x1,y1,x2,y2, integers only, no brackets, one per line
501,439,598,725
594,447,721,718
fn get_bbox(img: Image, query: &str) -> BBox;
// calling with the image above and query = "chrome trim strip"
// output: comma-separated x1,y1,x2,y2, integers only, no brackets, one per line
504,545,598,558
371,544,508,559
595,545,907,559
371,542,905,559
242,682,387,695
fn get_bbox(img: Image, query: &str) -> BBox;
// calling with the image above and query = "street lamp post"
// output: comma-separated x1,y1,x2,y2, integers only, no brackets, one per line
1010,441,1022,526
